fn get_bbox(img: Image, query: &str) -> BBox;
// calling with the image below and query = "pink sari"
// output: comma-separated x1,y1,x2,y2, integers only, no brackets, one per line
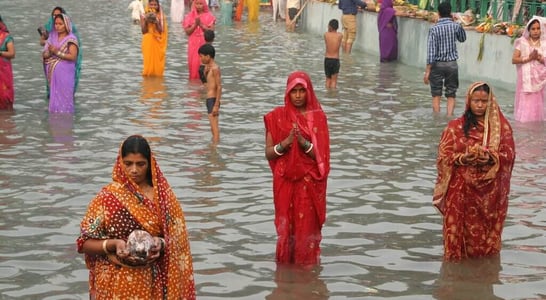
0,22,14,110
514,16,546,122
182,0,216,80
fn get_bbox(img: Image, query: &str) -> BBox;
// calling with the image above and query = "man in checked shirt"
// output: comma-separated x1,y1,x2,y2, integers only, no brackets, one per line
423,2,466,117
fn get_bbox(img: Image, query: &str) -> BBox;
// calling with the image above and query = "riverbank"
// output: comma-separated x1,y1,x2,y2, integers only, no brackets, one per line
301,1,517,91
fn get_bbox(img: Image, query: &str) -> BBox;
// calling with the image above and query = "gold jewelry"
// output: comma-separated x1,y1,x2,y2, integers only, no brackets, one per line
102,239,109,254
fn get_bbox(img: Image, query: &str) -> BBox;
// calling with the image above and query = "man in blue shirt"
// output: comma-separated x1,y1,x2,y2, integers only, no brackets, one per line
338,0,367,53
423,1,466,117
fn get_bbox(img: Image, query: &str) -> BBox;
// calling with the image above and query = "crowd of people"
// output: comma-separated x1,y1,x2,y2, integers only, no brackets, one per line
1,0,544,297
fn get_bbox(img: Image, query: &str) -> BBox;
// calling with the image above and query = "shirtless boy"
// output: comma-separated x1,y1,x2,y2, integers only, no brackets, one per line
324,19,343,89
198,43,222,142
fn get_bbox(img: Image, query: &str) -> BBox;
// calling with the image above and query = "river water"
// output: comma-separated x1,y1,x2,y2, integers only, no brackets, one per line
1,0,545,299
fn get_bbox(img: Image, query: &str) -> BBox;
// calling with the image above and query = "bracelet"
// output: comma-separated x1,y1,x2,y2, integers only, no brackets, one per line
273,144,284,156
102,239,109,254
159,237,166,251
304,142,314,154
457,155,465,166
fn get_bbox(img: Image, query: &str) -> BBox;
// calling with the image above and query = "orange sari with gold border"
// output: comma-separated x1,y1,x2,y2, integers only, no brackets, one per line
77,146,195,299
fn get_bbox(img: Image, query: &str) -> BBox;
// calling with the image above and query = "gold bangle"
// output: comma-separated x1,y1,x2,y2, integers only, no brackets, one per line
102,239,109,254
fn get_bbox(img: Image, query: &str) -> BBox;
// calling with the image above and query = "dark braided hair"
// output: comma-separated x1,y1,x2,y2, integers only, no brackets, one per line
463,83,490,137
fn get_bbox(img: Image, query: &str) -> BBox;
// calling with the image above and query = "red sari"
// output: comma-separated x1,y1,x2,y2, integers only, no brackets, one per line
77,143,195,299
264,71,330,265
0,21,14,110
433,82,516,261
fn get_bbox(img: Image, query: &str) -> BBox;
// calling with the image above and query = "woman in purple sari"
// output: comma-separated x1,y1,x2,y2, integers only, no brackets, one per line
183,0,216,80
377,0,398,62
42,14,79,113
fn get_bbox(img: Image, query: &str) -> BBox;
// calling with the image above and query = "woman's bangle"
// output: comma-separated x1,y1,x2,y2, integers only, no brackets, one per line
159,237,165,251
102,239,109,254
273,144,284,156
305,142,314,154
457,155,465,166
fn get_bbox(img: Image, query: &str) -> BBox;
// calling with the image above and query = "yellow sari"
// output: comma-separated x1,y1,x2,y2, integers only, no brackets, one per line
142,5,168,76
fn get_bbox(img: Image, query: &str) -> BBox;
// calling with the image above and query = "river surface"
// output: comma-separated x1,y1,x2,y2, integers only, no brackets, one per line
0,1,545,299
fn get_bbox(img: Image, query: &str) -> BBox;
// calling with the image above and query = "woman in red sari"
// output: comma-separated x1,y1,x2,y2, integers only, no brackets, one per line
433,82,516,261
264,71,330,265
77,135,195,299
183,0,216,80
0,16,15,110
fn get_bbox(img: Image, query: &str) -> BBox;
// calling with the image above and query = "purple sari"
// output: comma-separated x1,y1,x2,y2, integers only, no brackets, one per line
377,0,398,62
43,14,79,113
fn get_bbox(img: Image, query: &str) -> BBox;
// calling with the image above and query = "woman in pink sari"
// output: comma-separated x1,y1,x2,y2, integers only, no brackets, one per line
42,14,79,113
183,0,216,80
264,71,330,266
0,16,15,110
512,16,546,123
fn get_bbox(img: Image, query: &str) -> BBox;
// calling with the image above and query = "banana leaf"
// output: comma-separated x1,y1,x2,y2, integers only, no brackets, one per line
477,33,485,61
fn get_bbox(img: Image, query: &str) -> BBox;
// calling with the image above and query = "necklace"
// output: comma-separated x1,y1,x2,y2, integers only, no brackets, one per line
530,38,540,47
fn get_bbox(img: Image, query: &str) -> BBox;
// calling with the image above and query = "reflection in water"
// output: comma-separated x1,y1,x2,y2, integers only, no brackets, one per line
47,113,75,145
433,255,503,300
266,264,329,300
0,110,23,148
135,76,168,129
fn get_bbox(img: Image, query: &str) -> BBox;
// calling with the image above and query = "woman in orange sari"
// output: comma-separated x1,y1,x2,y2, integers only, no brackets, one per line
433,82,516,261
77,135,195,299
264,71,330,266
141,0,168,76
0,15,15,110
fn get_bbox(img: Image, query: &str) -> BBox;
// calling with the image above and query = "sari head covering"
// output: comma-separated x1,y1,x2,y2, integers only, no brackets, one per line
377,0,395,30
43,8,82,99
282,71,330,179
433,81,515,214
182,0,216,79
264,71,330,265
516,16,546,93
0,15,15,110
432,82,515,260
77,135,195,298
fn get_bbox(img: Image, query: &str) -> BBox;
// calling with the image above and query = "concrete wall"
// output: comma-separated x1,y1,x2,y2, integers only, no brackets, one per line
301,1,516,90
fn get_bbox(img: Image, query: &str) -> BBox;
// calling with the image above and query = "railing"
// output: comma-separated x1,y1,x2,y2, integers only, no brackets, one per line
406,0,545,24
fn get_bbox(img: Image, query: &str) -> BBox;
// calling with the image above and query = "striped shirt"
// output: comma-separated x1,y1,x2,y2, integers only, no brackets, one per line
426,18,467,65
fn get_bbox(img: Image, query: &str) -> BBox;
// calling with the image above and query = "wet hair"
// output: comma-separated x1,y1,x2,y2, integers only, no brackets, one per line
527,19,540,32
463,83,490,137
198,43,215,58
328,19,338,31
438,2,451,18
121,135,153,185
204,30,215,43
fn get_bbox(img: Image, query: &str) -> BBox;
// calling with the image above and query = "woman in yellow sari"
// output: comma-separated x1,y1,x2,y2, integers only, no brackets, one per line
77,135,195,299
141,0,168,76
247,0,261,22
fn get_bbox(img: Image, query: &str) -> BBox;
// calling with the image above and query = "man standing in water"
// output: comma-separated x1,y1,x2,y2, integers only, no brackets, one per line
199,43,222,143
423,1,466,117
338,0,367,53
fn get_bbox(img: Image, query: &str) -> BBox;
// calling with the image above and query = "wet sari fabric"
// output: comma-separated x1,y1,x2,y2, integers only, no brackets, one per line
0,21,14,110
264,71,330,265
433,82,516,261
77,145,195,299
142,4,168,76
183,0,216,80
43,14,79,113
